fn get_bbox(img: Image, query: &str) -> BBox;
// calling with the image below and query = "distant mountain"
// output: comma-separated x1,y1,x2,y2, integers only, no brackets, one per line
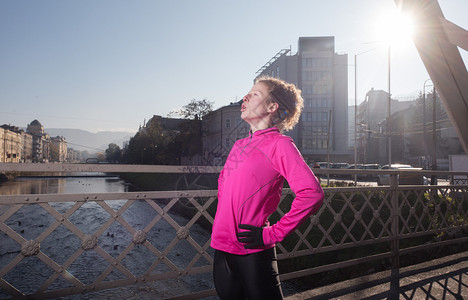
45,128,133,153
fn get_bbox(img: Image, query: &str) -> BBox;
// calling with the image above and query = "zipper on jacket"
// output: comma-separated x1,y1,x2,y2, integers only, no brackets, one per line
240,130,253,155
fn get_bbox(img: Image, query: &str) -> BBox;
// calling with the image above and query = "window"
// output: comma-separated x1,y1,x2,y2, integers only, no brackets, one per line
225,138,231,148
303,85,313,95
321,98,328,107
303,71,331,81
302,58,332,68
312,85,328,95
322,112,329,122
276,66,279,78
303,138,313,149
306,98,329,108
225,119,231,128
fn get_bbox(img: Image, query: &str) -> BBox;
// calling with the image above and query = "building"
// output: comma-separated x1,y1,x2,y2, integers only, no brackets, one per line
21,131,33,163
356,89,413,165
26,119,50,163
50,136,68,162
0,125,22,163
0,128,4,162
202,101,249,165
67,148,81,163
255,36,349,162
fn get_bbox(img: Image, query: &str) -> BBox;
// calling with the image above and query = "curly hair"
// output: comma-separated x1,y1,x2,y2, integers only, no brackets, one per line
255,76,304,132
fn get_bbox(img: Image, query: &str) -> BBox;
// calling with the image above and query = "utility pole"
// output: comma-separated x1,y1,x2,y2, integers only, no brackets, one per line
327,109,332,186
423,79,432,169
387,44,392,167
431,86,437,185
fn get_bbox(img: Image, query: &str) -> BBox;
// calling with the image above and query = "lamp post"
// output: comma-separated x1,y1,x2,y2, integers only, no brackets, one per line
423,79,432,169
387,44,392,167
431,85,437,185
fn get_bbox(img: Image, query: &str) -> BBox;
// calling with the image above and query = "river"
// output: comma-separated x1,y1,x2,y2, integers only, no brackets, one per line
0,174,131,195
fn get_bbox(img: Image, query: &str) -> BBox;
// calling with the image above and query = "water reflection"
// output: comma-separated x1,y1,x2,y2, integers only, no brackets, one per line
0,175,130,195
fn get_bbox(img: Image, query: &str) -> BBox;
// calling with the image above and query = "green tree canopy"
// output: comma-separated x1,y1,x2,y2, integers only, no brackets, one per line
105,143,122,163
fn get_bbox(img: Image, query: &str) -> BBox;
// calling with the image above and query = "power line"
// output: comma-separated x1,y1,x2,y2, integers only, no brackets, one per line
66,142,106,152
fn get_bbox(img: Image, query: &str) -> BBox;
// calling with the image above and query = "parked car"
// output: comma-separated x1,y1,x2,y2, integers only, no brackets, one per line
345,164,363,179
330,163,350,169
361,164,380,180
377,164,427,185
344,164,379,180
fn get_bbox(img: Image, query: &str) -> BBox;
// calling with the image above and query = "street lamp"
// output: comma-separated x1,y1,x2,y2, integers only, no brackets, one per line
431,85,437,185
423,79,433,168
387,44,392,167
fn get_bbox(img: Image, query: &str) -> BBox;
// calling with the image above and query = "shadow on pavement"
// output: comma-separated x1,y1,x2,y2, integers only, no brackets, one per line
287,251,468,300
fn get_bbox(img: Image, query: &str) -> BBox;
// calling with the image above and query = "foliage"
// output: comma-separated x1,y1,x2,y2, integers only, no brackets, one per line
166,119,203,160
405,91,449,159
168,98,214,120
105,143,122,163
96,152,106,162
124,118,169,164
120,98,212,165
122,114,203,165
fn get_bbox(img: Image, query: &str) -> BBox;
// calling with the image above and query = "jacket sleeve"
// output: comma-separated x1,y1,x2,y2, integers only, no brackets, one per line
262,137,324,245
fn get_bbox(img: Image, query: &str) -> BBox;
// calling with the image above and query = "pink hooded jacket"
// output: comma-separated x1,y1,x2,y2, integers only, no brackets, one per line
210,128,324,255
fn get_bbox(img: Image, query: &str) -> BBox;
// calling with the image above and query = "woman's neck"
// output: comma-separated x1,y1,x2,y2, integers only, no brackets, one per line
249,120,272,133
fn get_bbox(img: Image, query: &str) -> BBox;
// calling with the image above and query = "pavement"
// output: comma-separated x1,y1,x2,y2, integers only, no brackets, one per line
285,250,468,300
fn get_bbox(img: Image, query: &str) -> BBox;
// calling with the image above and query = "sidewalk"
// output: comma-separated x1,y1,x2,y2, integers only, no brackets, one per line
285,250,468,299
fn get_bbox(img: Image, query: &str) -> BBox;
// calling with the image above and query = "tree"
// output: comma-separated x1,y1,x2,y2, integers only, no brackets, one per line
169,98,214,120
166,118,203,164
105,143,122,163
97,152,106,162
124,117,172,165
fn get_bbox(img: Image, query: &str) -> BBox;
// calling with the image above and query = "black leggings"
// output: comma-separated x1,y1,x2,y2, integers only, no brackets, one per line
213,248,284,300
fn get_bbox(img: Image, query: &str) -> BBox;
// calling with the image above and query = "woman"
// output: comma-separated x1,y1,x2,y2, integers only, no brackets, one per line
211,76,324,300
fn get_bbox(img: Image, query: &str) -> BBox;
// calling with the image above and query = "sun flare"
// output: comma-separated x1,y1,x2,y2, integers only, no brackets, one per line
374,10,414,49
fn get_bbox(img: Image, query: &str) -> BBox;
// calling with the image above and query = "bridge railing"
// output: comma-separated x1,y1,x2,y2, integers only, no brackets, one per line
0,163,467,299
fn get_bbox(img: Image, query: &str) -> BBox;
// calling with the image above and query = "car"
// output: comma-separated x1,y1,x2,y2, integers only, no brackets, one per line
362,164,380,180
345,164,363,179
377,164,426,185
345,164,379,180
326,162,350,178
330,163,350,169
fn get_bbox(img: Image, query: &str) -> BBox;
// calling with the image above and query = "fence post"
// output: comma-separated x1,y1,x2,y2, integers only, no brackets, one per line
390,173,400,269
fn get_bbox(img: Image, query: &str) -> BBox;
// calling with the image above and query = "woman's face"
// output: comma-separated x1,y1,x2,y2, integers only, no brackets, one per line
241,82,274,127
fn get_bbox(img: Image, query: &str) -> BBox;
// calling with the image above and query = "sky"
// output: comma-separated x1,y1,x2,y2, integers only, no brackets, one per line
1,0,467,134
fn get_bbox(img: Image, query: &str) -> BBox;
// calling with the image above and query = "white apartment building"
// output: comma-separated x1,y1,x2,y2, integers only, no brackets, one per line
0,125,23,163
50,136,68,162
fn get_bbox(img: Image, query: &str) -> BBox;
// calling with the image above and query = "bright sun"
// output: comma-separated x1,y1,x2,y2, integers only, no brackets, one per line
374,9,414,49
